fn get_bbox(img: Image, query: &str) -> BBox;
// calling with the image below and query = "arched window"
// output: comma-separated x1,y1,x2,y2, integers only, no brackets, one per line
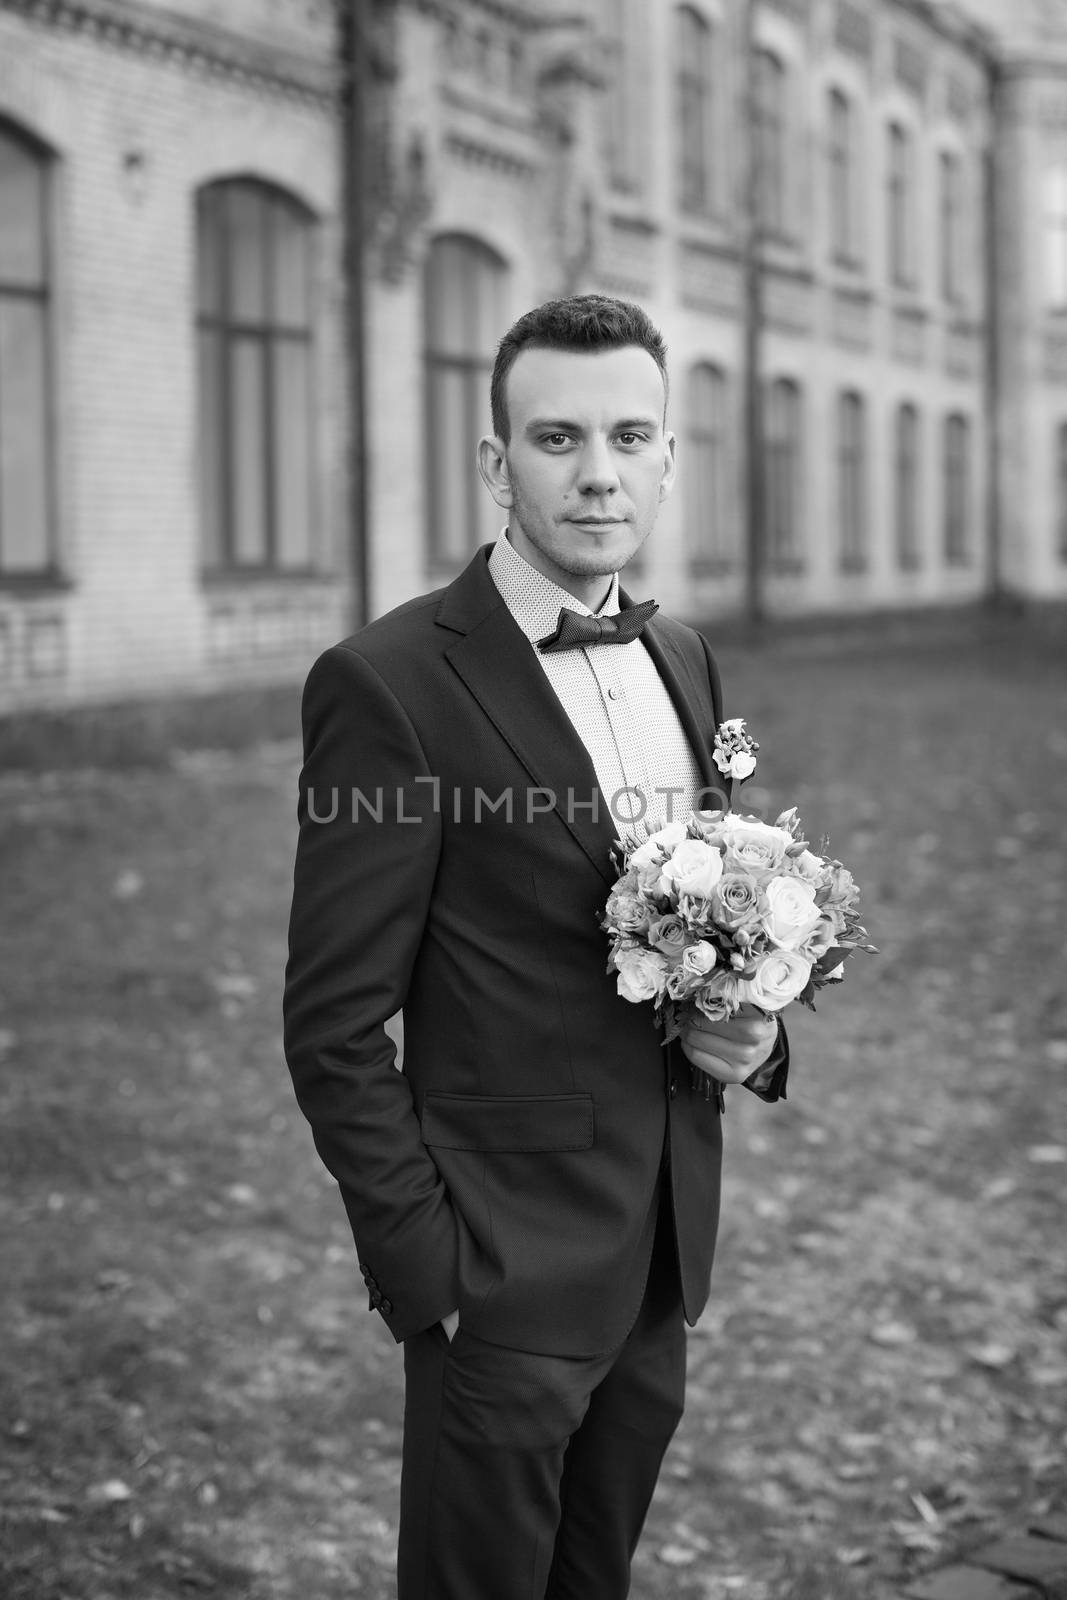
1057,422,1067,562
828,88,856,265
424,234,508,568
755,50,787,237
196,178,317,573
895,403,921,570
676,6,715,216
0,119,54,578
765,378,802,569
943,413,971,566
838,391,867,572
888,122,916,289
685,363,729,568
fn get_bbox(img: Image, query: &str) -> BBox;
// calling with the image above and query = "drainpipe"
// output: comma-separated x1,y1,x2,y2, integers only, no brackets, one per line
342,0,371,630
983,61,1003,607
741,0,765,628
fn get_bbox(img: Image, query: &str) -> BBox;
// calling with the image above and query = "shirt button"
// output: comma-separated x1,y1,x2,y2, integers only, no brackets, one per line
607,686,621,701
669,1078,678,1099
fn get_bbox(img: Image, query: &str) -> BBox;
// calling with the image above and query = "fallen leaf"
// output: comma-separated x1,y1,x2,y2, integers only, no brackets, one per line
657,1543,697,1566
88,1479,132,1505
869,1320,916,1347
1027,1145,1066,1164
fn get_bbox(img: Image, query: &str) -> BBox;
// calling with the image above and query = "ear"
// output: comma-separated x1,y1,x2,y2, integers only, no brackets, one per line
477,435,513,509
658,431,678,503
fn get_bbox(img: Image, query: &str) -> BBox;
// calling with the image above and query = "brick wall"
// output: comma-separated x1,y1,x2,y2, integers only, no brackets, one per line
0,0,348,712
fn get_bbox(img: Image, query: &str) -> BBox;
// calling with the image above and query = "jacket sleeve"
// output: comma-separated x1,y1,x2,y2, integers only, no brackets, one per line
282,643,458,1342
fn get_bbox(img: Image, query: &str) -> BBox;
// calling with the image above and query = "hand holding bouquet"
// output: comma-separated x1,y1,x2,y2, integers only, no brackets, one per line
602,719,875,1067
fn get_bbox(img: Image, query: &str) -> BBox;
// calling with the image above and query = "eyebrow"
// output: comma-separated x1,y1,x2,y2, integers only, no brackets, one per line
523,415,661,434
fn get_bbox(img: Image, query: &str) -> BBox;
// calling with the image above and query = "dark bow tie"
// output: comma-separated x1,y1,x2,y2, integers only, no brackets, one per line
537,599,659,654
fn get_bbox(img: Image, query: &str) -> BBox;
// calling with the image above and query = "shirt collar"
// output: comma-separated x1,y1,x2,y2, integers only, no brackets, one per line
488,529,621,647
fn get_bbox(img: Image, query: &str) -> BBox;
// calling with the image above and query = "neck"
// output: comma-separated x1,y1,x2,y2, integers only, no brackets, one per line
505,526,614,611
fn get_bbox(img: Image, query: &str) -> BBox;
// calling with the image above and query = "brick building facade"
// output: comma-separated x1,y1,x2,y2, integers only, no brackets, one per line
0,0,1065,712
0,0,348,712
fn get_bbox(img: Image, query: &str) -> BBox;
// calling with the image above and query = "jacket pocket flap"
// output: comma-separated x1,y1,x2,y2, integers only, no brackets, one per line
420,1092,594,1153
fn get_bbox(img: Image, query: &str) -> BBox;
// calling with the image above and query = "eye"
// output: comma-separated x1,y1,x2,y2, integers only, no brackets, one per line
616,431,646,447
540,433,572,449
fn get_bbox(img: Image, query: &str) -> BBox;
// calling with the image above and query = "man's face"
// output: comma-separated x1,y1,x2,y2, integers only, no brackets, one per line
478,345,676,597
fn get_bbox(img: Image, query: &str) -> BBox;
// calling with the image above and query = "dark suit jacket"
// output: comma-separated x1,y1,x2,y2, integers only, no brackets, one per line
283,545,788,1359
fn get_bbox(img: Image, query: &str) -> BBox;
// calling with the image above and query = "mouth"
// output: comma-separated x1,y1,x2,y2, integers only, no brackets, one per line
567,517,627,529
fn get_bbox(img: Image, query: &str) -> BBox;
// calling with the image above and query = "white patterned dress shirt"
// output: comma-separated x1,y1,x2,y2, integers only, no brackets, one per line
487,530,708,834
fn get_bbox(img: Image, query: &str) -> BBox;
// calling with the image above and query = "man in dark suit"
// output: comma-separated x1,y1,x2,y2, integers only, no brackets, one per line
283,295,788,1599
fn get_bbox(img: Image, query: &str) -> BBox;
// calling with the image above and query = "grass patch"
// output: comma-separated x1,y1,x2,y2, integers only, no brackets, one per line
1,609,1065,1598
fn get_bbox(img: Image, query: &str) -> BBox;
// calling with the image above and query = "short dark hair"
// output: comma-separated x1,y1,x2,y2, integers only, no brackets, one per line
489,294,669,443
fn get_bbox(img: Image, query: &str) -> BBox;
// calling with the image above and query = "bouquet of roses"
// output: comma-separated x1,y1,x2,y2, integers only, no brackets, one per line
602,719,874,1050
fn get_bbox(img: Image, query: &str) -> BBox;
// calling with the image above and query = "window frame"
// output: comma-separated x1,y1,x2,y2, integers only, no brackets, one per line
828,87,857,268
895,401,921,571
423,233,509,572
684,361,730,572
195,176,319,579
838,390,867,573
1056,421,1067,564
939,149,964,305
0,117,59,586
676,5,715,217
1044,165,1067,314
755,49,788,241
888,120,916,291
765,376,803,572
943,412,971,567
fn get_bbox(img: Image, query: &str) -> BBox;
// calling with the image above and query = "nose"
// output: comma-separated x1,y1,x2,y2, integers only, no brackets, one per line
575,435,620,497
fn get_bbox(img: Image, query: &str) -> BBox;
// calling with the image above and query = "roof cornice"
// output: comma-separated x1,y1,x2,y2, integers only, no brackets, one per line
0,0,339,106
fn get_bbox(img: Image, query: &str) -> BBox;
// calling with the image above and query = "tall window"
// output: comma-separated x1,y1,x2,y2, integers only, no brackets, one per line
424,234,507,568
196,179,317,574
943,413,971,566
828,89,856,265
1057,422,1067,563
838,391,867,572
895,403,921,570
676,6,714,215
940,151,963,303
685,363,729,568
765,378,802,568
755,50,787,237
888,121,916,289
0,120,53,579
1044,166,1067,311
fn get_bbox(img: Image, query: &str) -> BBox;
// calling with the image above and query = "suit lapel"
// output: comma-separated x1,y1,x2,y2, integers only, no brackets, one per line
437,549,721,884
444,600,621,886
637,616,720,796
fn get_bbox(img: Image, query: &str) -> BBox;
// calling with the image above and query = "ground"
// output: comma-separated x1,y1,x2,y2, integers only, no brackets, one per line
1,608,1065,1600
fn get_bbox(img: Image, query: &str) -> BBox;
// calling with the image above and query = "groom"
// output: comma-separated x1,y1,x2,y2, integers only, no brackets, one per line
283,294,788,1599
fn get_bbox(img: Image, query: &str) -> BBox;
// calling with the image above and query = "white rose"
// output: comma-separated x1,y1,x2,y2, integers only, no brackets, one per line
615,947,669,1004
723,821,792,875
763,875,821,950
680,940,718,978
627,819,688,868
660,838,725,900
726,751,757,781
740,951,812,1011
791,849,825,882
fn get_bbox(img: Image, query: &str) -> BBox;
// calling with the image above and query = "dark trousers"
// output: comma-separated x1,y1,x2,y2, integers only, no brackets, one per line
397,1190,686,1600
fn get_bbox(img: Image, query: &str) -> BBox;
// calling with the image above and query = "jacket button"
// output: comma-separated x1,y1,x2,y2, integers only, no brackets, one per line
669,1078,678,1099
